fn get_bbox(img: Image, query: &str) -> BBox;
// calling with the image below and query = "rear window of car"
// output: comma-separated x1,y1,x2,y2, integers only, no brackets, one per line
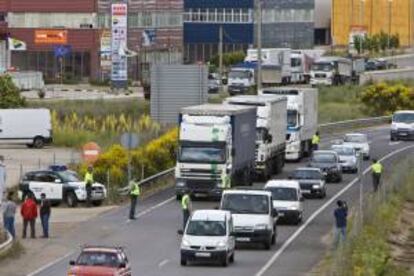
76,251,121,267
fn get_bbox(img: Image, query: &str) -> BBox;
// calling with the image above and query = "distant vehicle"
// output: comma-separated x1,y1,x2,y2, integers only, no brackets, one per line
208,74,220,94
19,169,107,207
264,180,304,225
309,150,343,183
180,210,235,267
342,133,370,160
68,246,131,276
289,168,327,198
0,109,52,148
390,110,414,141
310,56,352,86
290,49,324,83
228,62,256,95
331,144,358,173
220,190,277,250
365,58,396,71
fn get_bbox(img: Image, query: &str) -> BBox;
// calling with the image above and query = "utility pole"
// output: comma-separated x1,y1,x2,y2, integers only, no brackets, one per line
358,153,363,227
219,25,223,93
257,0,262,93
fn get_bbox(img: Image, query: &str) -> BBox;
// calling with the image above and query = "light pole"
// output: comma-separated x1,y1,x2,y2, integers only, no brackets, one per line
359,0,365,54
387,0,393,51
256,0,262,93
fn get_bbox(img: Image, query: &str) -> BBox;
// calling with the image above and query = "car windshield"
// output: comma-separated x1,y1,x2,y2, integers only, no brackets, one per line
76,252,120,267
222,194,269,214
186,220,226,236
312,62,333,71
332,147,354,156
292,170,322,180
267,187,298,201
229,70,249,79
393,113,414,123
287,110,298,127
344,135,367,143
179,145,226,164
312,153,336,163
57,171,80,182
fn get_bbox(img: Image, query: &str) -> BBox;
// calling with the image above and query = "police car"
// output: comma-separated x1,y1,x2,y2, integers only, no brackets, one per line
19,166,107,207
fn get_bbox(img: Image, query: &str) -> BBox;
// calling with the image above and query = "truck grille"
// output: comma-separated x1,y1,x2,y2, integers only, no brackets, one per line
186,179,216,191
180,168,221,180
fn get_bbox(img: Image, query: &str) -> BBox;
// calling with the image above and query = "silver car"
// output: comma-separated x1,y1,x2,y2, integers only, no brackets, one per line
331,145,358,173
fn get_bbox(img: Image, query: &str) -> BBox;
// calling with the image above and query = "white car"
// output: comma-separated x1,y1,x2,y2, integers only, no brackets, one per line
220,190,277,250
342,133,370,160
264,180,304,225
331,144,358,173
19,169,107,207
180,210,235,267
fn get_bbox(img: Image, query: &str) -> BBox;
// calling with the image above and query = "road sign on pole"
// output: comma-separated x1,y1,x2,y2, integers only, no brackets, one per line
120,132,140,185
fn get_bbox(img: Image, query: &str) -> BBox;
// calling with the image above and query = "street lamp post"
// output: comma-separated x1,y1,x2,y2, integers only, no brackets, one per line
359,0,365,54
387,0,393,51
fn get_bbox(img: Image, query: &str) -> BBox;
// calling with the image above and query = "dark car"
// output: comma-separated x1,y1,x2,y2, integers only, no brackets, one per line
309,150,342,183
289,168,327,198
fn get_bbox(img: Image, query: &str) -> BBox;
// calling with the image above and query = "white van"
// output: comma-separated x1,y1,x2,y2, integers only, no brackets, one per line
220,190,277,250
264,180,304,225
0,109,52,148
180,210,235,267
390,110,414,141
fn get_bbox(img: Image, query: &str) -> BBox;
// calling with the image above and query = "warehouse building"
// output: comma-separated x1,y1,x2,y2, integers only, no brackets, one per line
332,0,414,47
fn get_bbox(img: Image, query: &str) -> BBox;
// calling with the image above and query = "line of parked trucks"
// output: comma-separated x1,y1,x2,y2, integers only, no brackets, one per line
226,48,368,95
175,87,318,200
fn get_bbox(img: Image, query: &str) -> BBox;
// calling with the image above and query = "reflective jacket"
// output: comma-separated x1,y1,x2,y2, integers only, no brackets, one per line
372,162,383,174
84,172,94,186
312,134,320,145
181,194,191,210
130,180,141,196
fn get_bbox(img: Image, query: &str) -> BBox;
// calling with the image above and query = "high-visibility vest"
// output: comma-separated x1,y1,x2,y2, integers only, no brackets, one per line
221,172,231,189
84,172,94,186
372,162,383,174
312,134,320,145
130,181,141,196
181,194,190,210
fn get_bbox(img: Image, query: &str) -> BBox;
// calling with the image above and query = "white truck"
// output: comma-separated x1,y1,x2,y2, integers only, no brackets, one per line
175,104,256,199
260,87,318,161
228,62,256,96
310,56,352,86
245,48,292,86
290,50,324,84
0,109,52,148
225,95,287,180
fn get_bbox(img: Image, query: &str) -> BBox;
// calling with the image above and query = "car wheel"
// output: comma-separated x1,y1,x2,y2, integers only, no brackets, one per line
264,238,272,250
180,257,187,266
92,200,103,207
390,135,397,141
229,252,235,263
295,214,303,225
320,188,327,199
26,144,34,148
221,255,228,267
33,137,45,149
66,192,78,207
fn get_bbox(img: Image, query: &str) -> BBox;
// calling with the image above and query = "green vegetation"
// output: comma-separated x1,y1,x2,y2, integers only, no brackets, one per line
0,75,26,108
353,32,400,55
209,51,246,69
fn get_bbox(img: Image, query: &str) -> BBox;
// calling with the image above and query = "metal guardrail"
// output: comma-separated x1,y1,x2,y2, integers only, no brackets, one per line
117,116,391,196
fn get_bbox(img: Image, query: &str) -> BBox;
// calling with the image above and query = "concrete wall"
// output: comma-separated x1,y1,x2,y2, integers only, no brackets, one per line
360,67,414,85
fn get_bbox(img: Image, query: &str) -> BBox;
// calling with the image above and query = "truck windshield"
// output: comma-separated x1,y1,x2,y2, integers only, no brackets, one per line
292,170,322,180
256,127,268,142
312,63,333,71
267,187,298,201
291,57,302,67
179,145,226,164
186,220,226,236
221,194,269,214
393,113,414,123
229,70,249,79
287,110,298,127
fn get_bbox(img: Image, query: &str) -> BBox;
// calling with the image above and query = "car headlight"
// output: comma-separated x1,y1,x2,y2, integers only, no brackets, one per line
255,224,269,230
176,181,186,187
391,124,397,130
181,239,191,249
216,241,227,250
312,184,320,189
75,186,85,192
287,206,299,210
330,166,339,171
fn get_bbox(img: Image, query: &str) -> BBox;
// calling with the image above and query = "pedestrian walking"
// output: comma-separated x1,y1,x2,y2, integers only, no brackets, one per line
0,155,6,204
334,200,348,247
129,179,140,220
181,192,192,231
21,193,38,239
312,131,320,151
39,193,51,238
84,166,94,207
2,191,16,239
371,159,383,192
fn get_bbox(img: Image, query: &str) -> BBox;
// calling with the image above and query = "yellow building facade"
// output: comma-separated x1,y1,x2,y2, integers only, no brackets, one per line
332,0,414,47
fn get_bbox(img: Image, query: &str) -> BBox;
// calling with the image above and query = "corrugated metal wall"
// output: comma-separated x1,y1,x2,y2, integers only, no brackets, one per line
332,0,414,47
150,64,208,124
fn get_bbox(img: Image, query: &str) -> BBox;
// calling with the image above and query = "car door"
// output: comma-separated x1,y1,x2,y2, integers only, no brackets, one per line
46,172,63,200
29,172,53,200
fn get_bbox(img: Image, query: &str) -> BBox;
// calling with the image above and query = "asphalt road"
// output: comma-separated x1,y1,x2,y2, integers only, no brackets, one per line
32,126,414,276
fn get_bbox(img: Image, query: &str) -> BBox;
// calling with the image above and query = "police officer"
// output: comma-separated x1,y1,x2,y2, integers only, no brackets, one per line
312,131,320,151
371,159,383,192
221,168,231,190
129,179,140,220
181,191,192,231
84,166,94,207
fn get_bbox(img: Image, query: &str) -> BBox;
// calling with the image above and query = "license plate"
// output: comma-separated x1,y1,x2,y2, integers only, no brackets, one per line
278,212,285,217
195,252,211,258
194,193,207,198
302,190,311,194
399,132,408,136
236,237,251,242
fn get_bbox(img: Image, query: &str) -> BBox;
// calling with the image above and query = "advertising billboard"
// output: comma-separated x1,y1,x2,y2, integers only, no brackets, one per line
111,2,128,88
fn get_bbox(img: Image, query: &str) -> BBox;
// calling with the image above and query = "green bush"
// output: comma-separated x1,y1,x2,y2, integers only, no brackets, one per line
209,51,246,68
0,75,26,108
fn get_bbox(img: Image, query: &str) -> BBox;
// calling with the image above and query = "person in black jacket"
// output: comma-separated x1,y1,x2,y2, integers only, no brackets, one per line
39,193,51,238
334,200,348,247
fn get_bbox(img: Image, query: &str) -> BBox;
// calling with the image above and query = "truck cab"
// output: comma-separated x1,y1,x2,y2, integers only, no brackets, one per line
310,57,352,86
228,62,256,95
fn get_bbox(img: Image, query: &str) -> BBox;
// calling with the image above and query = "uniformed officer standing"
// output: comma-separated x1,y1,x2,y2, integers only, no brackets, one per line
181,192,192,231
84,166,94,207
371,159,383,192
312,131,320,151
221,169,231,190
129,179,141,220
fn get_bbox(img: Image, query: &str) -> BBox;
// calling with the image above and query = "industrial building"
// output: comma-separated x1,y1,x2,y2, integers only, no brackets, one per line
332,0,414,47
0,0,183,81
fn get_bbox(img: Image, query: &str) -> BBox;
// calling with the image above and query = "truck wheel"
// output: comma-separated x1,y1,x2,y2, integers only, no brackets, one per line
274,156,283,174
33,137,45,149
66,192,78,207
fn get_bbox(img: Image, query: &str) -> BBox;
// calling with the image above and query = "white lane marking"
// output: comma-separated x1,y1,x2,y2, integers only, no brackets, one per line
126,196,175,224
158,259,170,267
27,251,75,276
255,144,414,276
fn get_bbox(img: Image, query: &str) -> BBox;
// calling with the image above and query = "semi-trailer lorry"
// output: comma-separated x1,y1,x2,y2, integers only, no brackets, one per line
225,95,287,179
260,87,318,161
175,104,256,199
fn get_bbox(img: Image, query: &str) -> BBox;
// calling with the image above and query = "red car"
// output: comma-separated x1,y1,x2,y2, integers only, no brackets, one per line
68,246,131,276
